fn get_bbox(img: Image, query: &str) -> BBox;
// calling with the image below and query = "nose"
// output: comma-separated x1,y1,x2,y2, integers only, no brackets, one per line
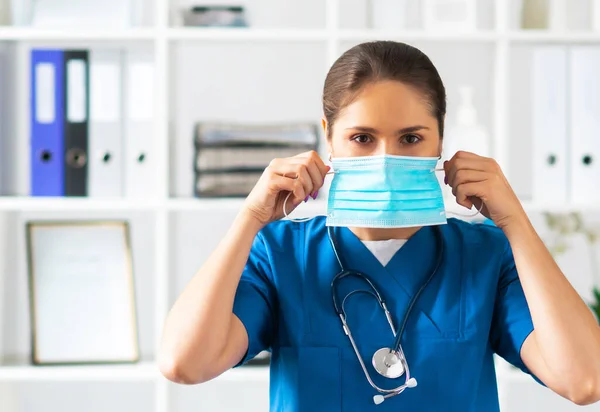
373,140,403,156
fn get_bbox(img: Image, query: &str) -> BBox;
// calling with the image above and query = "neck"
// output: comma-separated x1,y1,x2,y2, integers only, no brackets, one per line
350,226,421,241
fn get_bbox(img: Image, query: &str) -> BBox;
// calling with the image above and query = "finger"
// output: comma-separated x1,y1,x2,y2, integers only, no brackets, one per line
267,173,296,195
291,158,324,197
448,169,490,189
445,157,495,186
267,173,307,204
269,158,319,200
453,181,486,210
295,150,329,176
293,164,314,200
450,150,486,160
267,158,312,185
291,179,307,204
266,172,293,191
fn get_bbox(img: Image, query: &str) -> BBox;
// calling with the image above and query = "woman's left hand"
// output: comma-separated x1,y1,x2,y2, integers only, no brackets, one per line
443,150,526,229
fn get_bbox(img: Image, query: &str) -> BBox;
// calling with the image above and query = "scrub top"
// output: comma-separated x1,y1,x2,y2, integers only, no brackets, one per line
232,216,537,412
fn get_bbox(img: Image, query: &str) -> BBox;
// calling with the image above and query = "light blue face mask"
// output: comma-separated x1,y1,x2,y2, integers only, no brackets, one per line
325,154,447,228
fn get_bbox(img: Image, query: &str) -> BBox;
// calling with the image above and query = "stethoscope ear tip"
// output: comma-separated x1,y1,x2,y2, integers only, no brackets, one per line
373,395,385,405
407,377,418,388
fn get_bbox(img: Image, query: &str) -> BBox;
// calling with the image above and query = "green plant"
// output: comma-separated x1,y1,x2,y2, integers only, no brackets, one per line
543,212,600,324
590,287,600,324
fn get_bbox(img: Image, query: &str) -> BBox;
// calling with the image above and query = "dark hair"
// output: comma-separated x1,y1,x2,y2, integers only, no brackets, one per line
322,40,446,138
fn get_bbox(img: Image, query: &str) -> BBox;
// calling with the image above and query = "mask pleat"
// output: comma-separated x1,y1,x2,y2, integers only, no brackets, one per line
326,155,447,228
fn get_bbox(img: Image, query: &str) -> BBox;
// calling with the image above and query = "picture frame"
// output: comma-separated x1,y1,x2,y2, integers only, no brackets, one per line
25,220,140,366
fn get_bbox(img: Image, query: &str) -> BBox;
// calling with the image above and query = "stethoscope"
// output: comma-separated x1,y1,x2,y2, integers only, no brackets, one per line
327,224,445,405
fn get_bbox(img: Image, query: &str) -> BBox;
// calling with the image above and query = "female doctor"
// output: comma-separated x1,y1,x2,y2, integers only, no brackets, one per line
159,41,600,411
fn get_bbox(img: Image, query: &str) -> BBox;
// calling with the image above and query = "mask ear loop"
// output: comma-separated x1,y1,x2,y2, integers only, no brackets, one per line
282,170,336,222
433,167,485,218
282,191,313,222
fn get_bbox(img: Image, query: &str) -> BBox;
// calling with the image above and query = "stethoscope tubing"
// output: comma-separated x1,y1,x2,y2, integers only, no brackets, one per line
328,225,445,354
327,224,445,400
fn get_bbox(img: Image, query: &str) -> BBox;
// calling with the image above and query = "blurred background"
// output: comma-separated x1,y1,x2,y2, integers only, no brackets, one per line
0,0,599,410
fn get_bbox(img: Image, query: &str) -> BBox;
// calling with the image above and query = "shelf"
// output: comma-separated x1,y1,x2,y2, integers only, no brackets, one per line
2,27,599,44
215,366,270,382
0,27,505,43
167,198,328,215
0,361,159,381
444,200,600,217
0,360,529,384
167,27,328,41
338,29,499,42
0,361,269,383
167,198,246,211
508,30,600,43
0,197,597,214
0,27,155,41
520,201,600,213
0,197,161,211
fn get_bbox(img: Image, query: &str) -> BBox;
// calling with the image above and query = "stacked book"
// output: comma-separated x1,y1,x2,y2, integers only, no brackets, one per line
194,122,320,197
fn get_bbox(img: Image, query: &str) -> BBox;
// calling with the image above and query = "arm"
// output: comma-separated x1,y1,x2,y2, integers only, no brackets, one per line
445,150,600,405
505,217,600,405
158,151,329,385
158,211,262,384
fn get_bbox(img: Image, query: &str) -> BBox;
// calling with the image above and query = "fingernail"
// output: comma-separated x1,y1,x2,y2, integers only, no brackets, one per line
304,196,309,202
312,191,319,200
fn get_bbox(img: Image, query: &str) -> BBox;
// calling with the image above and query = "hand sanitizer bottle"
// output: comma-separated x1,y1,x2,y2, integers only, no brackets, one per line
441,86,491,201
444,86,490,159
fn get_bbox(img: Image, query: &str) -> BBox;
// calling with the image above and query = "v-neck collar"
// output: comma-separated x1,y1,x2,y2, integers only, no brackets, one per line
332,224,439,299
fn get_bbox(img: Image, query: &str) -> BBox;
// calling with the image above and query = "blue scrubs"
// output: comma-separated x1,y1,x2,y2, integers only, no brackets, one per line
232,216,537,411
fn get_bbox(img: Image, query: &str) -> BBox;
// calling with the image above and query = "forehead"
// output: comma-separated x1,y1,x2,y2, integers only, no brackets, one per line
336,80,434,127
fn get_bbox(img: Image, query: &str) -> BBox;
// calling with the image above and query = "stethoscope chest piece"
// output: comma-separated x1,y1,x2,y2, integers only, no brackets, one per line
372,347,405,379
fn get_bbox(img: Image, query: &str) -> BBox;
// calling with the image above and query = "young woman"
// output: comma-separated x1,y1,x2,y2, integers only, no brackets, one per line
158,41,600,411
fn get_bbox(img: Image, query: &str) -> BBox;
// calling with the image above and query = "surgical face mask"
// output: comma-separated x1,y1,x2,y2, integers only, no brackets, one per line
325,154,447,228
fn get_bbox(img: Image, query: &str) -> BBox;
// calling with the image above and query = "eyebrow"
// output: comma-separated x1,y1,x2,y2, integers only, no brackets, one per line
345,125,430,134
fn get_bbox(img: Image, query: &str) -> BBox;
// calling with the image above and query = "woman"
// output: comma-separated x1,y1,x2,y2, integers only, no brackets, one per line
158,41,600,411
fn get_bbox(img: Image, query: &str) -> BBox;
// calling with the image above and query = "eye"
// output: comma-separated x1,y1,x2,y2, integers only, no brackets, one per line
352,134,372,144
402,134,421,144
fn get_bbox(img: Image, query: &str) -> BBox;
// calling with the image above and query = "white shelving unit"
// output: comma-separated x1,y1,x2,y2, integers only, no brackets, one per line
1,0,599,411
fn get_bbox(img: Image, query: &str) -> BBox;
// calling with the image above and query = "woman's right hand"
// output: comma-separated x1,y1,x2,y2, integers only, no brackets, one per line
242,150,330,227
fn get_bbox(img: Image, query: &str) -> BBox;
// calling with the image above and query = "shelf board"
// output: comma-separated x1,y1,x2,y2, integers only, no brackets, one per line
0,27,155,41
167,27,328,41
0,361,159,381
0,197,161,211
508,30,600,43
0,361,269,383
214,366,269,382
167,198,328,215
0,359,529,384
167,198,245,211
338,29,499,42
2,27,600,44
0,197,597,214
520,201,600,213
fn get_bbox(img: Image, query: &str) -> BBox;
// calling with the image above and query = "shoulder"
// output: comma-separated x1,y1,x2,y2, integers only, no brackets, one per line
444,217,510,251
257,215,328,252
443,218,512,274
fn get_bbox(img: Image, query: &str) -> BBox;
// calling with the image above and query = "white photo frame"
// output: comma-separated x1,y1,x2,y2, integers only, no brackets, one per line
26,220,139,365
